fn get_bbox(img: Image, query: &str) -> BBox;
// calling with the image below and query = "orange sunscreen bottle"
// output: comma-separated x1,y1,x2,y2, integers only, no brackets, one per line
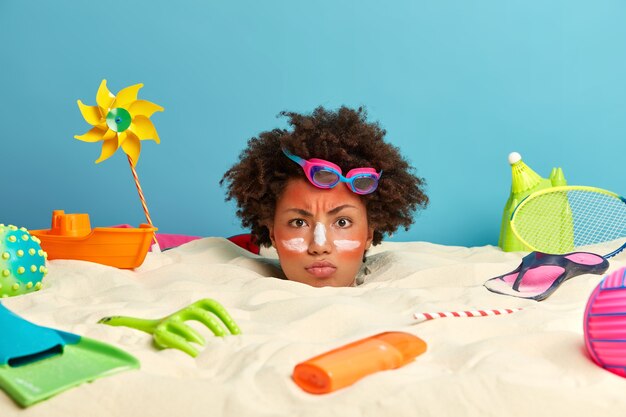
292,331,427,394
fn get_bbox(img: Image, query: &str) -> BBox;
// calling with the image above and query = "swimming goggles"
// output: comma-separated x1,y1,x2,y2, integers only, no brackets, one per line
282,148,382,195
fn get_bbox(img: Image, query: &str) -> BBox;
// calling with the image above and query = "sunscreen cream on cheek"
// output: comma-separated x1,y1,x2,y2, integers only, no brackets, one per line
333,240,361,252
281,238,307,253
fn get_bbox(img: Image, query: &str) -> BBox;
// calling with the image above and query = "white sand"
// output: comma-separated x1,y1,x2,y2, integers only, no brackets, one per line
2,238,626,417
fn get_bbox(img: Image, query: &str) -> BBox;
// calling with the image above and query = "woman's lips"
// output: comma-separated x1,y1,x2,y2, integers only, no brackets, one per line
305,261,337,278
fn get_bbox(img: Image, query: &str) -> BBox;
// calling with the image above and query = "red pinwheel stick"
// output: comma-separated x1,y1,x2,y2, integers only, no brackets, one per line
127,154,159,249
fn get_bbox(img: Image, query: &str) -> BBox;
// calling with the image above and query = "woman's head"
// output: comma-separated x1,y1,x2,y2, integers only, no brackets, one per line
268,177,373,287
221,106,428,286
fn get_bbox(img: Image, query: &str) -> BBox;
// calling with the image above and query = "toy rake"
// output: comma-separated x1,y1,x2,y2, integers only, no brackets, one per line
99,299,241,357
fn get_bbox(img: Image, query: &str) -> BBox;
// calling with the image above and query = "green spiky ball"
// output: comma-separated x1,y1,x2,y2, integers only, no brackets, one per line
0,224,47,297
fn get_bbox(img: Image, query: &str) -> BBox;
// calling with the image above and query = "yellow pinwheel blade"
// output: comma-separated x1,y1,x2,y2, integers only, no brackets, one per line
74,126,108,142
115,83,143,109
77,101,104,126
102,128,117,142
96,79,116,112
129,116,160,143
121,131,142,166
128,100,164,118
95,137,120,164
117,131,127,146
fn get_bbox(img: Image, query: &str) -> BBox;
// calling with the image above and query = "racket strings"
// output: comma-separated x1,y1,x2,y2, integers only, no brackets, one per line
570,192,626,246
513,190,626,254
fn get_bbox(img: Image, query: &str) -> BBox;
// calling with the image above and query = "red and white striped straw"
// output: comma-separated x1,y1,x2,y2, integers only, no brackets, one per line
413,308,523,322
127,155,160,251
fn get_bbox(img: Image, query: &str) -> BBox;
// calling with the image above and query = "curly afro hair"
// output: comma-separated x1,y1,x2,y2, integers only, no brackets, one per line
220,106,428,247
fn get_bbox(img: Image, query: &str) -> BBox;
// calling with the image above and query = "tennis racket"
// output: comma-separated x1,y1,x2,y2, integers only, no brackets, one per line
510,186,626,258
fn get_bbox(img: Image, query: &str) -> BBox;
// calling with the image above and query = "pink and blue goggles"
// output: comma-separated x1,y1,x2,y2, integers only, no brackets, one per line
282,148,382,195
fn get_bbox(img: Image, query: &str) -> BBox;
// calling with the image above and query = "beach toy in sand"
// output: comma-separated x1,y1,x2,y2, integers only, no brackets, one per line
293,332,427,394
74,79,163,251
498,152,567,252
0,302,138,407
99,299,241,357
583,266,626,378
29,210,156,269
0,225,47,298
413,308,524,321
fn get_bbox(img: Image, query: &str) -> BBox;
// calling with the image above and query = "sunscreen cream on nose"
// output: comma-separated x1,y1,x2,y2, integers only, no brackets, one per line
314,222,326,245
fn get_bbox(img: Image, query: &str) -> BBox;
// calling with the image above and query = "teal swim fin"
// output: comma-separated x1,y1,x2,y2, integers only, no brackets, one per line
0,303,139,407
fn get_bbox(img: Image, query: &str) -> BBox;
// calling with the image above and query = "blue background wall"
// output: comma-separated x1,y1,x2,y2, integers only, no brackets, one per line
2,1,625,247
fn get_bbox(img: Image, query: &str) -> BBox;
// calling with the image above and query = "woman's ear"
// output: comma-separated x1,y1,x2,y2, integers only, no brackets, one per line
365,227,374,250
267,222,276,248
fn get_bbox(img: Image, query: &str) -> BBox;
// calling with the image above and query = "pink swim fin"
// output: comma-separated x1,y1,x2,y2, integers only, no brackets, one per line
484,251,609,301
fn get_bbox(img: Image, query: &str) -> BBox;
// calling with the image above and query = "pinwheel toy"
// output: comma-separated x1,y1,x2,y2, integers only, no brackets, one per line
29,80,163,268
75,79,163,244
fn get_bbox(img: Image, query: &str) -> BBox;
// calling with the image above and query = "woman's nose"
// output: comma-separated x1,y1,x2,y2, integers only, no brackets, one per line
308,222,332,255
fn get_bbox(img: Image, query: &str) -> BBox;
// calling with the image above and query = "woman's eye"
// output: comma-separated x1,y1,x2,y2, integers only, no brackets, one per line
289,219,308,228
335,218,352,228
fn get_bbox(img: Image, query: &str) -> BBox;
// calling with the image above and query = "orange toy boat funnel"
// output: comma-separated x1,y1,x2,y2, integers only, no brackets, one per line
30,210,157,269
49,210,92,237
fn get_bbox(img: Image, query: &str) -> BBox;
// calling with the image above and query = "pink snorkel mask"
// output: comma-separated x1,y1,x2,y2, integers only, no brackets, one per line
282,148,382,195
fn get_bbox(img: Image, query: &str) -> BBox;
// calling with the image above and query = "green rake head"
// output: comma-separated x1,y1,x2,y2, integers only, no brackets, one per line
99,299,241,357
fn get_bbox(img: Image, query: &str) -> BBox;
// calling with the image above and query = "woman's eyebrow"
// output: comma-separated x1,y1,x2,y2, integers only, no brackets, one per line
284,205,356,217
328,205,357,215
285,208,313,217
